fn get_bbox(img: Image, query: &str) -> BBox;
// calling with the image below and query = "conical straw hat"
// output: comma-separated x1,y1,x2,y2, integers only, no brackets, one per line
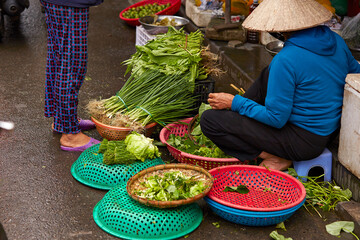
242,0,333,32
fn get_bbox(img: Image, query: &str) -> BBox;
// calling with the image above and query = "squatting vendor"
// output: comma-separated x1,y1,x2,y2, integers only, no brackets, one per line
200,0,360,171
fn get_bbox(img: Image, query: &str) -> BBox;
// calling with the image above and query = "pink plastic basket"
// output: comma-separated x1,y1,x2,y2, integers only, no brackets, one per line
119,0,181,27
159,118,243,170
207,165,306,212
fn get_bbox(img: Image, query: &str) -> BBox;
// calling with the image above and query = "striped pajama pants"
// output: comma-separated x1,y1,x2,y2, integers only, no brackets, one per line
42,1,89,134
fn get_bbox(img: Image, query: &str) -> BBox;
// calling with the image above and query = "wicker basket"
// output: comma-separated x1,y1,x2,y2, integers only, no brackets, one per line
91,117,157,141
126,163,214,208
159,118,242,170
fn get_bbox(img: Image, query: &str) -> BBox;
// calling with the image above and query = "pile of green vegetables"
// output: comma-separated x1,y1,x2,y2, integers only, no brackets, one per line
98,132,160,165
123,27,207,92
167,103,232,158
288,168,352,218
134,171,206,201
88,27,207,129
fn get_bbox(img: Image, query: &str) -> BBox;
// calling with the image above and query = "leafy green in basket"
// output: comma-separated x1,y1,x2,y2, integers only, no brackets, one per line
223,185,250,194
134,171,207,201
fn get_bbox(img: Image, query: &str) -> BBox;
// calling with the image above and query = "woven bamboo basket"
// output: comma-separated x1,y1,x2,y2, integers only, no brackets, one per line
126,163,214,208
91,117,157,141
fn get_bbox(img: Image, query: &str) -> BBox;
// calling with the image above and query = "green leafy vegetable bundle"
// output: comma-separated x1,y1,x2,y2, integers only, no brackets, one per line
123,27,208,88
134,171,206,201
98,132,160,165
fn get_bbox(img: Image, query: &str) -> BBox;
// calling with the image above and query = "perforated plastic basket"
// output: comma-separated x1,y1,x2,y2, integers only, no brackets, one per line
204,197,305,226
93,183,203,240
159,118,242,170
207,165,306,212
71,144,164,190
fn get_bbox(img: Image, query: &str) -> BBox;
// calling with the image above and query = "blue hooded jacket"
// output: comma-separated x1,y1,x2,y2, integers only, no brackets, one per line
42,0,103,8
231,26,360,136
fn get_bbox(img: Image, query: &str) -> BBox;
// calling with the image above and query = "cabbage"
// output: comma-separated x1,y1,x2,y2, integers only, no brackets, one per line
124,132,160,161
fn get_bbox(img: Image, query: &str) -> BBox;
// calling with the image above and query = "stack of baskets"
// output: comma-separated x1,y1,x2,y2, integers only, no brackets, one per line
204,165,307,226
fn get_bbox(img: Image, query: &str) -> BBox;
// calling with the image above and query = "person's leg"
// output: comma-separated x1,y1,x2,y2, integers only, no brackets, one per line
200,109,330,170
43,2,95,148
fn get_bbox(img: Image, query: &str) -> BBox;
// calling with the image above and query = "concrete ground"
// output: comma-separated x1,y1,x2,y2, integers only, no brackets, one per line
0,0,357,239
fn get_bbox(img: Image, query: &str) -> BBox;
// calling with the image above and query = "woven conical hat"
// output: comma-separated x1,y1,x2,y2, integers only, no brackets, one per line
242,0,333,32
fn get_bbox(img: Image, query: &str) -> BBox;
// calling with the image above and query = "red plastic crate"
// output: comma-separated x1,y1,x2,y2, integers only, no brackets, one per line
119,0,181,27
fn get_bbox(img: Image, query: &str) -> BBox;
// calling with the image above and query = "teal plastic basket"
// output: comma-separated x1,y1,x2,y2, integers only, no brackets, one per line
71,144,165,190
93,184,203,240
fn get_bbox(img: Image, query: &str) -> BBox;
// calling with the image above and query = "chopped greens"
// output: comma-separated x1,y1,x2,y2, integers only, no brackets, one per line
223,185,250,194
134,171,207,201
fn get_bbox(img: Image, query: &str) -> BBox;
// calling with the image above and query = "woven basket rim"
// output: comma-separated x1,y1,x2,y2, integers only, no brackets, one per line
126,163,214,208
91,116,157,130
207,165,307,212
159,118,239,162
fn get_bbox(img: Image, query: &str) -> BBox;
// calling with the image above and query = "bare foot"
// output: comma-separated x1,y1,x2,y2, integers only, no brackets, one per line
60,132,91,148
258,151,292,171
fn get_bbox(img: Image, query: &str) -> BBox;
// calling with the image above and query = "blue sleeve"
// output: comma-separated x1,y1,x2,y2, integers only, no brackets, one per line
231,55,295,128
347,49,360,73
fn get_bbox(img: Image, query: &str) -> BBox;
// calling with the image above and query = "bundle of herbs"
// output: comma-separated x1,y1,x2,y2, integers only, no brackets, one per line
288,168,352,218
87,69,196,131
87,28,215,131
133,170,207,201
167,103,232,158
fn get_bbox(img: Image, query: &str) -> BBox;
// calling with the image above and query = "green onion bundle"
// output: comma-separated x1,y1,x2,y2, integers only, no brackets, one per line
88,27,208,129
101,70,196,127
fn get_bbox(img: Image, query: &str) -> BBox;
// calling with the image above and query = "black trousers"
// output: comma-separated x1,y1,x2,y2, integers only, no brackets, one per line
200,67,335,162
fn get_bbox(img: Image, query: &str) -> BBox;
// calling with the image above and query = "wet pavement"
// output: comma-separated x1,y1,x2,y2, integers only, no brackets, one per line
0,0,356,239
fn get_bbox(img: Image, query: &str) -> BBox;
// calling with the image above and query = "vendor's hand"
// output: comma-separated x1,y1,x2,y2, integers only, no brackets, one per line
208,93,235,110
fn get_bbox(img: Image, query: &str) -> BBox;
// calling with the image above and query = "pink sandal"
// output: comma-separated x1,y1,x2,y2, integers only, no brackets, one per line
60,138,100,152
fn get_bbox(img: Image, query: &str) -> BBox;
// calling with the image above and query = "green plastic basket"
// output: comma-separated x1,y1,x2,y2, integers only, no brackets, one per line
71,144,165,190
93,184,203,240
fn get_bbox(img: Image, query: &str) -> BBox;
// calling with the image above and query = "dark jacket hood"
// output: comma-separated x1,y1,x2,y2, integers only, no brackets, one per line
285,26,337,56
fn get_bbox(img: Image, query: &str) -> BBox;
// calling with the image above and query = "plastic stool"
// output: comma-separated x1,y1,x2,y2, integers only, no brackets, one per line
293,148,332,182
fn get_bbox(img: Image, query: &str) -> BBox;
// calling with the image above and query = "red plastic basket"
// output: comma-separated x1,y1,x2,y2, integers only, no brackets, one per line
207,165,306,212
159,118,243,170
119,0,181,27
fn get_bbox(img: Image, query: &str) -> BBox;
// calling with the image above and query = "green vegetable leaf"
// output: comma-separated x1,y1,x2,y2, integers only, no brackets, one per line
223,185,249,194
125,132,160,161
326,221,355,236
198,103,212,118
276,222,287,231
270,230,293,240
212,222,220,228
